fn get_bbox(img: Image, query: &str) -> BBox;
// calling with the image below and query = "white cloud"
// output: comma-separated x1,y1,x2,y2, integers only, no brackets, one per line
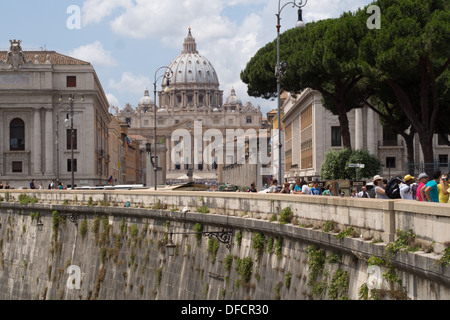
81,0,373,113
81,0,132,26
108,72,150,96
106,93,119,106
69,41,117,67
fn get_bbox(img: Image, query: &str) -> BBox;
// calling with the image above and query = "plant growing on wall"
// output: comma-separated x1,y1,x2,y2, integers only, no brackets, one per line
207,238,220,262
279,207,293,225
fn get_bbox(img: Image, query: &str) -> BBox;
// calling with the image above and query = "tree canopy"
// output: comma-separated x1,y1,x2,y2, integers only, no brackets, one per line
361,0,450,168
320,149,382,180
241,0,450,165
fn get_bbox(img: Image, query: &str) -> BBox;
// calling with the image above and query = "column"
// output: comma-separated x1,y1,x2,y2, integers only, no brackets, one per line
33,108,42,175
44,108,54,176
367,107,376,155
355,108,364,150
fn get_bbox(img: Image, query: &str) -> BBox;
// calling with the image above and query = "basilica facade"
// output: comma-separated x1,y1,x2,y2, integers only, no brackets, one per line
115,29,264,185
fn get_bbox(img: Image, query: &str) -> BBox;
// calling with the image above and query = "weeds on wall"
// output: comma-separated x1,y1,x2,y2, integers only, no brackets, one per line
305,245,350,300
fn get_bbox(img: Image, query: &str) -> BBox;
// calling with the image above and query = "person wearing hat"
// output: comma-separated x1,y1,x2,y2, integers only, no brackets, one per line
416,173,429,201
400,174,415,200
373,175,388,199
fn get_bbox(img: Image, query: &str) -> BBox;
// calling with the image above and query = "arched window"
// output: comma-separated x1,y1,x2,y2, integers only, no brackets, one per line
10,118,25,151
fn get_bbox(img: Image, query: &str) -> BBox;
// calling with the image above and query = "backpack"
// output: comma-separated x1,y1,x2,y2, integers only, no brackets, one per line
385,177,401,199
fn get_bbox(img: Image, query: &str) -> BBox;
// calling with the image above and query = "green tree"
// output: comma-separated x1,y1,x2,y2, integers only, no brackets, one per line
241,12,369,150
360,0,450,172
321,149,382,180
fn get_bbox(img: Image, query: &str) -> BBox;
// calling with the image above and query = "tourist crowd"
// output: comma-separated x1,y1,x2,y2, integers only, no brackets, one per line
247,170,450,204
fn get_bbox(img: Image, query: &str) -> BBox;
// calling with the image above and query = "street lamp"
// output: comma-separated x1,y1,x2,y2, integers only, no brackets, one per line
56,94,84,189
166,229,233,257
152,66,174,190
275,0,307,185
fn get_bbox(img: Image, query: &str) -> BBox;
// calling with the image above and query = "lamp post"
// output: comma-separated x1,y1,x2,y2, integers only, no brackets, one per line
56,94,84,189
153,66,174,190
166,229,233,257
275,0,307,185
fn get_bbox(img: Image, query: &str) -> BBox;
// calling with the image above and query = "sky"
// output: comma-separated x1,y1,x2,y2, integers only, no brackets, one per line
1,0,374,117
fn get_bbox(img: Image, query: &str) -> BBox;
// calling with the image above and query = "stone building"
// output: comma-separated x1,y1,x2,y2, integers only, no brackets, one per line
115,29,264,185
0,40,111,188
282,88,450,182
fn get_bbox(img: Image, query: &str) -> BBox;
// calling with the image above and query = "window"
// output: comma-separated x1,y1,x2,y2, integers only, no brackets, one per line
125,118,131,125
66,129,78,150
12,161,23,173
438,134,449,146
199,95,204,104
439,154,448,167
228,119,234,125
331,126,341,147
67,159,77,172
386,157,396,168
66,76,77,87
198,163,203,171
10,118,25,151
246,116,252,124
383,126,397,146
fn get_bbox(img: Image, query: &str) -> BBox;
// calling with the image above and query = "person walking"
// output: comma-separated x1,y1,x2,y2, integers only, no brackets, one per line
30,179,36,189
422,171,441,203
416,173,429,201
437,173,449,203
4,182,10,189
400,174,415,200
373,175,388,199
0,181,3,189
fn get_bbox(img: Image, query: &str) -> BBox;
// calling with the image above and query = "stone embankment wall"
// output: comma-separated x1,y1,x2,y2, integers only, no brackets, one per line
0,190,449,300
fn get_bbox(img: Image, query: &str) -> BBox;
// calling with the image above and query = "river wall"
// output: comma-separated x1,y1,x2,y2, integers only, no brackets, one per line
0,190,449,300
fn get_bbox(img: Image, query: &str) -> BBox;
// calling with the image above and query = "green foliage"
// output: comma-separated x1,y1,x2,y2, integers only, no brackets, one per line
235,257,253,284
193,223,203,242
358,283,369,300
321,149,382,180
80,219,88,238
207,238,220,262
235,231,242,247
223,254,233,272
335,227,358,239
434,247,450,268
156,267,163,288
197,205,210,214
30,212,40,221
328,269,349,300
18,194,38,205
252,232,265,257
87,197,93,206
284,273,292,289
274,238,282,259
130,224,139,238
266,237,274,254
322,220,337,233
279,207,293,225
385,229,421,257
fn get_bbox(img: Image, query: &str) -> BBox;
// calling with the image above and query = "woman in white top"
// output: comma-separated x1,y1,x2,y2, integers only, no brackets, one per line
373,175,389,199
